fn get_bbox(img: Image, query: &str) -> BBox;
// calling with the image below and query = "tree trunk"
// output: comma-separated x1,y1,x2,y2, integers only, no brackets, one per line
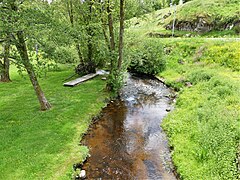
67,0,84,64
99,1,110,51
86,0,95,73
101,17,110,50
118,0,125,70
15,31,51,111
107,0,115,72
76,43,84,64
0,39,11,82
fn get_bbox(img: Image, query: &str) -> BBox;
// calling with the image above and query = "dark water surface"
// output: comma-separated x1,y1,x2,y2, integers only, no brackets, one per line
81,74,176,180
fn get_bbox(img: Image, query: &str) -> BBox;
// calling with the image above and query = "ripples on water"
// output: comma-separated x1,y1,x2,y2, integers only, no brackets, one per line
81,74,176,180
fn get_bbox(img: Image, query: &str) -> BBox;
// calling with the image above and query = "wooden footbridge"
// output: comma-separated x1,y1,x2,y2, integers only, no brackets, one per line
63,70,109,87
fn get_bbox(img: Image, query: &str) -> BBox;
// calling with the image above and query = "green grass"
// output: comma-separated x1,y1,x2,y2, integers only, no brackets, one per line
0,65,108,179
157,39,240,179
126,0,240,38
170,0,239,24
164,0,240,32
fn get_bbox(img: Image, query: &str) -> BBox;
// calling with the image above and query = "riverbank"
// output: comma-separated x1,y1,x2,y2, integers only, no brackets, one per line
159,39,240,179
0,65,108,179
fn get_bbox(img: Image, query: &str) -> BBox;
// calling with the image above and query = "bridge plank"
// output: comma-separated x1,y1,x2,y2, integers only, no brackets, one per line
63,73,98,87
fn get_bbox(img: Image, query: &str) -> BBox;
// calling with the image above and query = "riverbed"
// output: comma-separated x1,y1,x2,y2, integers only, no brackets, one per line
81,74,176,179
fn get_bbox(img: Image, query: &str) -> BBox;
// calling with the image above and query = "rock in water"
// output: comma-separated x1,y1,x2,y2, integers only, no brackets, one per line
166,108,171,112
79,170,86,179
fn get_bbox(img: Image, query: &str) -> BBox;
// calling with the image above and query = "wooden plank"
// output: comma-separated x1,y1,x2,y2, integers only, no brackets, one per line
63,73,98,87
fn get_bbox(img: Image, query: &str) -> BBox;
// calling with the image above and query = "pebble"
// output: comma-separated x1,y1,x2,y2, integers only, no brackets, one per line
79,170,86,179
185,82,193,87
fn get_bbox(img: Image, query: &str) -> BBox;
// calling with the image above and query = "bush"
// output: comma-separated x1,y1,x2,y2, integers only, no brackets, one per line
128,39,166,75
53,46,78,64
233,23,240,34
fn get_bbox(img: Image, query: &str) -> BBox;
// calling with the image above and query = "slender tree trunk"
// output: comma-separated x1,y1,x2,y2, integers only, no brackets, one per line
107,0,115,72
67,0,84,64
76,43,84,63
118,0,125,70
86,0,95,73
101,18,110,50
99,1,110,50
15,31,51,111
0,39,11,82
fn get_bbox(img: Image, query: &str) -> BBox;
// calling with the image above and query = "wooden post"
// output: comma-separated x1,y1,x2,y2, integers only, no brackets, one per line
172,4,176,37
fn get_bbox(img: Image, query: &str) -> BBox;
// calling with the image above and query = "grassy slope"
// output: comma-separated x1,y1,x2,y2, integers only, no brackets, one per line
159,39,240,179
0,66,108,179
126,2,240,179
168,0,240,24
127,0,240,37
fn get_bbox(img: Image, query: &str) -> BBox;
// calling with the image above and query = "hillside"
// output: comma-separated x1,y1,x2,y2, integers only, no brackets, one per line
127,0,240,37
164,0,240,33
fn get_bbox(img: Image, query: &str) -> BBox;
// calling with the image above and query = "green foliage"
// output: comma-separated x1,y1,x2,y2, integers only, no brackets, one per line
106,49,129,95
52,46,78,64
163,72,240,179
157,39,240,180
233,23,240,34
0,65,108,179
126,0,240,38
187,69,214,84
128,39,166,75
200,42,240,71
125,0,165,19
107,69,126,95
164,0,240,32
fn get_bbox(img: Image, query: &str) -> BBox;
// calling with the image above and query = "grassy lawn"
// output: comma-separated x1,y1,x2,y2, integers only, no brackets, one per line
0,65,108,179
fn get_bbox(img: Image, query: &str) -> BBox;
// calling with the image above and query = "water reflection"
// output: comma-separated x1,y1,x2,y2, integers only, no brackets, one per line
81,74,176,179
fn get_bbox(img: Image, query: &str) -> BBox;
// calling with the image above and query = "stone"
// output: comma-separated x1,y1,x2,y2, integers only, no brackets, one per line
178,59,185,64
96,69,109,75
185,82,192,87
166,108,171,112
101,77,107,80
79,170,86,179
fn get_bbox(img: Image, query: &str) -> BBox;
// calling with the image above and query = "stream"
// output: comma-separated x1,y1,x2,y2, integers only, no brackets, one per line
81,74,177,179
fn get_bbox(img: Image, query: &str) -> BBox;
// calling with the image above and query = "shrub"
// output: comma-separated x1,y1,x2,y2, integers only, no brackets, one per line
53,46,78,64
128,39,166,75
233,23,240,34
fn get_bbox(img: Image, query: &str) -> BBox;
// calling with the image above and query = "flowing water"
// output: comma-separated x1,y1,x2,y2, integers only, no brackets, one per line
81,74,177,180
